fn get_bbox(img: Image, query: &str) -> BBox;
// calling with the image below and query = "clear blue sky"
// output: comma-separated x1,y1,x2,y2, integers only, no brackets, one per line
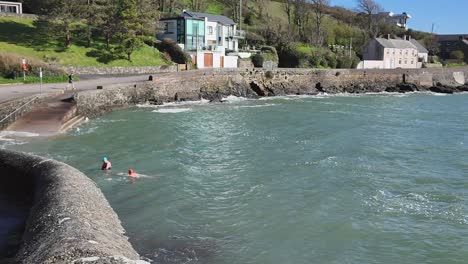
330,0,468,34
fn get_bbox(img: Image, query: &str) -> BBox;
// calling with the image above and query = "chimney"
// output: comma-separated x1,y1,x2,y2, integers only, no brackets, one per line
408,35,411,41
387,34,391,40
403,34,406,40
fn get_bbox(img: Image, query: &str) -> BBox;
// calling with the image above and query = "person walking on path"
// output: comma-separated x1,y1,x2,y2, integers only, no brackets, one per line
67,73,75,90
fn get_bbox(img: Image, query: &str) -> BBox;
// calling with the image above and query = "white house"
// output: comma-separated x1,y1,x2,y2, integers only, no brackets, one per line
157,11,245,69
378,11,412,30
358,35,428,69
0,1,22,14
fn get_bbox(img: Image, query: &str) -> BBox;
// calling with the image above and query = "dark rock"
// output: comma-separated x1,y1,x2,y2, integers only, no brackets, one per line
386,83,418,93
429,86,454,94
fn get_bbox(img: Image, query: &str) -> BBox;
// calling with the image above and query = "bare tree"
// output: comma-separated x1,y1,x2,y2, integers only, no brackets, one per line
293,0,310,42
355,0,382,36
311,0,329,46
282,0,294,25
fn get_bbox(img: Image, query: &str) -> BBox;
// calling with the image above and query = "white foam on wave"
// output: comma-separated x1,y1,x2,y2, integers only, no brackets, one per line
153,108,192,113
235,103,277,109
364,189,467,225
137,98,210,109
221,95,248,102
0,131,40,138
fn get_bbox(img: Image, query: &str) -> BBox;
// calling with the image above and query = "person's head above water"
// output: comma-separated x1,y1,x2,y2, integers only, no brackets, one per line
128,169,134,175
103,157,108,162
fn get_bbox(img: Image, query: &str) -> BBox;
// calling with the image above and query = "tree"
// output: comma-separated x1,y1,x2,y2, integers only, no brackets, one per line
355,0,382,37
292,0,310,42
311,0,330,46
282,0,294,25
114,0,157,61
36,0,86,48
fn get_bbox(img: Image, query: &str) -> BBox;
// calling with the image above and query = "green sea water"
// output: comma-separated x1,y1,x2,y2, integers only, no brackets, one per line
5,93,468,263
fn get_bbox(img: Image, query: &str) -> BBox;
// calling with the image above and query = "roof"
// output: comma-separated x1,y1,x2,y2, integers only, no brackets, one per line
375,38,417,49
436,34,468,42
409,39,428,53
377,11,412,19
182,11,235,25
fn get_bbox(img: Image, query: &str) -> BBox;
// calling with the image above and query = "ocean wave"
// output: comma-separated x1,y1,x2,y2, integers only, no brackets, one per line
0,131,39,138
364,190,467,225
153,108,192,113
221,95,249,102
234,103,277,109
137,98,210,109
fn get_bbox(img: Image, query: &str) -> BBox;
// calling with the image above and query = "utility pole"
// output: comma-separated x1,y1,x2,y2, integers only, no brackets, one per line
349,37,353,58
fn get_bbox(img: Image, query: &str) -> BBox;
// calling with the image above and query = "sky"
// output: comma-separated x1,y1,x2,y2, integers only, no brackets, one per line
330,0,468,34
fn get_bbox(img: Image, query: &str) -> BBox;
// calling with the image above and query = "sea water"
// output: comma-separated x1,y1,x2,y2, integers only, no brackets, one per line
4,93,468,263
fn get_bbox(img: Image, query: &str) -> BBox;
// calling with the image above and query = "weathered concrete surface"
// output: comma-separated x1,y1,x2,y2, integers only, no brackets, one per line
0,93,57,130
6,93,77,136
0,149,147,264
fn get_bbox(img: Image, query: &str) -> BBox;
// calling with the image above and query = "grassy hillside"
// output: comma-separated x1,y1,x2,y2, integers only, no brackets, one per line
0,17,170,67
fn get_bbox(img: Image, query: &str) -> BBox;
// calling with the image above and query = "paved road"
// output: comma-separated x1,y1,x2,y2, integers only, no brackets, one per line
0,74,151,102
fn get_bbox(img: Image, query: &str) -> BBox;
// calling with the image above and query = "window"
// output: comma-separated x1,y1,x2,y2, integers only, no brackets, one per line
405,50,408,55
399,60,402,64
411,60,414,64
208,26,213,35
400,50,402,55
185,19,205,50
404,60,407,64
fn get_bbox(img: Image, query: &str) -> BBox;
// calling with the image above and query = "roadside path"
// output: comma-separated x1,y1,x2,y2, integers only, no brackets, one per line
0,74,151,103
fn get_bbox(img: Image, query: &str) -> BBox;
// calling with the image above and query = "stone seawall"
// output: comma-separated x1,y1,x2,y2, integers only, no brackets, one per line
74,67,468,117
0,150,147,263
56,65,178,75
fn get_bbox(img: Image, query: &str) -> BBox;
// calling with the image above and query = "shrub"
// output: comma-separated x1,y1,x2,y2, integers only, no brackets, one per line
325,52,338,68
450,50,465,62
251,53,264,67
156,38,189,64
0,53,65,79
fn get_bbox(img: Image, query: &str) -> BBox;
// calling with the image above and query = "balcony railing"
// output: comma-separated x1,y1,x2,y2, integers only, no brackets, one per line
226,30,246,39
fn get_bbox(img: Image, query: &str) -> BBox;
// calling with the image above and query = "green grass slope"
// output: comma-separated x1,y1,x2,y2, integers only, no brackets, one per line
0,17,170,67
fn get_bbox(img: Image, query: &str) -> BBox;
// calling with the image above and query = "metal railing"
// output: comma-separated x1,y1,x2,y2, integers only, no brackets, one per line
0,96,37,128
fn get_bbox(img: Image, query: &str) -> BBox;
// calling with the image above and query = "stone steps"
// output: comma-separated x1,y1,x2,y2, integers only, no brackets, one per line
60,115,87,133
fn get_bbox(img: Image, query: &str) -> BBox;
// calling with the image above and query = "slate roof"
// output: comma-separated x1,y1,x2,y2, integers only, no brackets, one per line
436,34,468,42
182,11,235,25
375,38,427,53
409,39,428,53
375,38,416,49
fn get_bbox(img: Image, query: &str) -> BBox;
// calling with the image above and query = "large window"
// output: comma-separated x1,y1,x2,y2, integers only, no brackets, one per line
177,19,185,44
185,19,205,50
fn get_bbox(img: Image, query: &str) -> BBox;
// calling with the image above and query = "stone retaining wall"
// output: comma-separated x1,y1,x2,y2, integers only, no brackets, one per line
74,67,468,118
0,149,147,264
56,65,178,75
0,13,37,19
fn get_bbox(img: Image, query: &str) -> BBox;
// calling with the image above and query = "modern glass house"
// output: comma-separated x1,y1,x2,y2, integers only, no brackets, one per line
157,11,244,68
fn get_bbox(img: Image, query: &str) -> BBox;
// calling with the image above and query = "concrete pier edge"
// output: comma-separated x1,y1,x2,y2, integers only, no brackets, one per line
0,149,148,263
